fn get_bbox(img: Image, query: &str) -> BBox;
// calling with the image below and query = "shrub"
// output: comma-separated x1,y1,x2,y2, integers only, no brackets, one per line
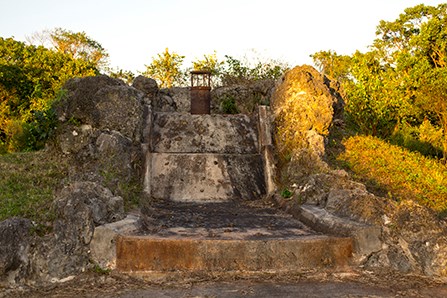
220,96,239,114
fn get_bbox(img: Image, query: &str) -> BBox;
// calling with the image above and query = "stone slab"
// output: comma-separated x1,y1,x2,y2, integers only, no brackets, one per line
116,235,353,273
90,214,139,269
149,153,266,202
151,112,259,154
297,205,382,260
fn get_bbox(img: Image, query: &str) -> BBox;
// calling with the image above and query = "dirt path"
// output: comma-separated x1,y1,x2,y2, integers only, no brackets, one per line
2,269,446,298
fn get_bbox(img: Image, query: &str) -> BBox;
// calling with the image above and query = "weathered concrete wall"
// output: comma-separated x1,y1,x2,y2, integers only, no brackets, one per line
150,153,266,202
151,113,259,154
145,111,268,202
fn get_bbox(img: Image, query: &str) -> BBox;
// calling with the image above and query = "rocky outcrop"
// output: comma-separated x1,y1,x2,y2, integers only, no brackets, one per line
56,75,145,142
11,75,150,284
369,201,447,275
272,65,447,277
132,75,158,105
272,65,344,177
29,182,125,282
0,198,114,284
0,218,32,285
52,76,146,198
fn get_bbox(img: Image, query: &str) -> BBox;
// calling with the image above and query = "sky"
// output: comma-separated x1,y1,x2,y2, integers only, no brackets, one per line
1,0,446,73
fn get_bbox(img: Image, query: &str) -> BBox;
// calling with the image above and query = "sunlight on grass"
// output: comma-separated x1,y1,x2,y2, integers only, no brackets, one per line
339,135,447,215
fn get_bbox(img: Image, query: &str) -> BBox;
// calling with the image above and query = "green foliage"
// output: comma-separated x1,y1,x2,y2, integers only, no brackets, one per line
419,119,444,154
0,36,98,152
91,263,111,275
192,51,223,75
107,68,135,85
280,188,293,199
191,51,224,87
311,50,351,82
28,28,110,71
142,48,186,88
220,96,239,114
312,3,447,158
142,49,289,88
388,122,442,158
221,55,289,85
339,135,447,215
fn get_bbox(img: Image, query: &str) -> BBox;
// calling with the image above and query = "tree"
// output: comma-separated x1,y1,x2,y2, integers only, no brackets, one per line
108,68,135,85
191,51,224,87
27,28,109,71
417,67,447,159
311,50,351,82
312,3,447,152
142,48,185,88
192,51,223,75
0,37,98,152
220,55,289,85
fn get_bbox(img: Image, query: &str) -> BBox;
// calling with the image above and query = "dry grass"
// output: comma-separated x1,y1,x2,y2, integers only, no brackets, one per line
338,135,447,216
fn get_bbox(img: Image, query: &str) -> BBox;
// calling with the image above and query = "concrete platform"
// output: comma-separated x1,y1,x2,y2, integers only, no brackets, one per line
113,200,353,274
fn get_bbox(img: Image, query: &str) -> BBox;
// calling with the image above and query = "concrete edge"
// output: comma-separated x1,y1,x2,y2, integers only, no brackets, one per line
272,196,382,264
257,106,277,195
116,234,353,273
90,214,140,270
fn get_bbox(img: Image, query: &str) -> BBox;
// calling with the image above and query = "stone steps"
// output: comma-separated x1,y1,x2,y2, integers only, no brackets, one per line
113,201,353,274
116,235,353,273
101,106,356,275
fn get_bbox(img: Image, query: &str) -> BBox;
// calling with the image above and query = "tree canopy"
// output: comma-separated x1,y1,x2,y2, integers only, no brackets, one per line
142,48,186,88
27,28,109,71
312,3,447,159
0,36,98,152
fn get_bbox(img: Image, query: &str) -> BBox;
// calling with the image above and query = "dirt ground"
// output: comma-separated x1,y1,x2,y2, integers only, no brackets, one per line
2,268,446,298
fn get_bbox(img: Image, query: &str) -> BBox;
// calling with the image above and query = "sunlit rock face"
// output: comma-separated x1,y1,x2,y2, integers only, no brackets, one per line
56,75,145,143
272,65,343,167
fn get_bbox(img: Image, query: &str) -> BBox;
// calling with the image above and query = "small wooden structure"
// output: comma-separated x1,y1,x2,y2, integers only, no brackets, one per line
190,70,211,114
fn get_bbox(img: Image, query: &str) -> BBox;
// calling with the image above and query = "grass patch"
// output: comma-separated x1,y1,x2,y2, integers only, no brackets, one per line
0,151,69,224
338,135,447,215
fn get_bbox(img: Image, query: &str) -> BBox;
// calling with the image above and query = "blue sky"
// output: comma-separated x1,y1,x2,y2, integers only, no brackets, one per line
1,0,445,73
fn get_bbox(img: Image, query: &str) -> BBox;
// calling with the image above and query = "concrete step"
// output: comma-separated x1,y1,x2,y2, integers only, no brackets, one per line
116,235,352,273
151,112,259,154
114,201,353,273
147,153,266,202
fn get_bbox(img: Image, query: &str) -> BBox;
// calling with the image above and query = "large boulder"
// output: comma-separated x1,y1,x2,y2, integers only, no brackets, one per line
56,181,125,225
30,182,124,282
156,87,190,112
368,201,447,275
272,65,344,177
132,75,158,105
56,75,145,143
52,75,145,198
0,218,32,284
